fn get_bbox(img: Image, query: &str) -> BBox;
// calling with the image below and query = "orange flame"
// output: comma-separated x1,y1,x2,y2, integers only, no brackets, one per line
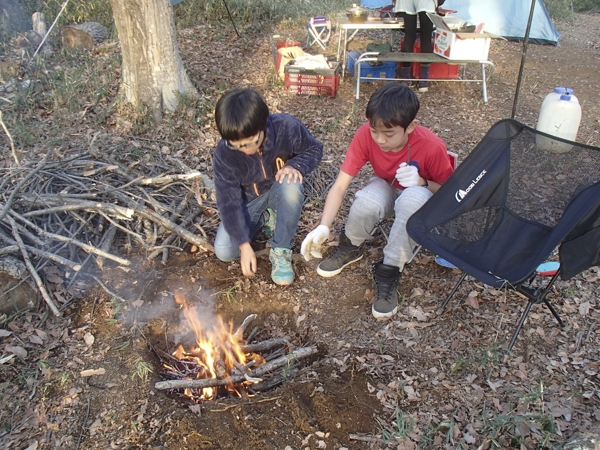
171,291,249,400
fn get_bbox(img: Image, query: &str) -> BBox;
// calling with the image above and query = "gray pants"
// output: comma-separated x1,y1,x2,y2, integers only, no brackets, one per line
345,177,433,271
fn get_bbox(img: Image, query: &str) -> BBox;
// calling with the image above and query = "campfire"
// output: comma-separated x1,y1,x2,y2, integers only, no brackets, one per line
153,292,318,402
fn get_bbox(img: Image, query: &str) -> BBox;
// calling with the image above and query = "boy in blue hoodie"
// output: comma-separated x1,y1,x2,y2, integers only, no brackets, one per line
212,88,323,285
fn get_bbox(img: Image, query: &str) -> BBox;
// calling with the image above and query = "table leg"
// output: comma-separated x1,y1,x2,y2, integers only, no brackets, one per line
336,27,342,62
481,63,488,103
341,29,348,77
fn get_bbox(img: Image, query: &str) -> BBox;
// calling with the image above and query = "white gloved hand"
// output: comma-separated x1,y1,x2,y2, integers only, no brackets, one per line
300,225,330,261
395,162,420,187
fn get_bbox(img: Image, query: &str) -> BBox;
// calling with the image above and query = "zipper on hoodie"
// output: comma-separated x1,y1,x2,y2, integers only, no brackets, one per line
252,149,267,197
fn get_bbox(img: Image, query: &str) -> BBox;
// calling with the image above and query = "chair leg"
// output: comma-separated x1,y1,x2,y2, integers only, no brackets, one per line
507,299,533,352
543,298,565,327
436,271,467,315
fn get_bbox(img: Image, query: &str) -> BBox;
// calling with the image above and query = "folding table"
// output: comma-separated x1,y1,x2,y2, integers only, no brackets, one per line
336,18,405,77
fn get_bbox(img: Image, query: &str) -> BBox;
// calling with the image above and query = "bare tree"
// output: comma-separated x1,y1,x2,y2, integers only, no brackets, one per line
108,0,198,121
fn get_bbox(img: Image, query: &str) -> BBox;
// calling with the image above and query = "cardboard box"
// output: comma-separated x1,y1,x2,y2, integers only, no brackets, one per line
428,14,492,61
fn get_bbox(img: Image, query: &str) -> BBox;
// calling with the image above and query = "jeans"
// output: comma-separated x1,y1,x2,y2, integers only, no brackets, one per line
214,176,305,261
344,177,432,271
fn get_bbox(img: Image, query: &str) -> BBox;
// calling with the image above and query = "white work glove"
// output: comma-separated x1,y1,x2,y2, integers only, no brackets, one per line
395,162,420,187
300,225,330,261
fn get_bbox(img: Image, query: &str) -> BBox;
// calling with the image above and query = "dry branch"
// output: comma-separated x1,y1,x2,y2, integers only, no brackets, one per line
154,345,318,390
234,314,257,340
0,110,18,164
240,337,291,353
8,216,60,316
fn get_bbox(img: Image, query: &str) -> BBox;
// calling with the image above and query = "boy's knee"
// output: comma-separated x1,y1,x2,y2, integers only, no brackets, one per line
394,186,431,210
213,238,239,262
353,194,387,219
278,180,304,202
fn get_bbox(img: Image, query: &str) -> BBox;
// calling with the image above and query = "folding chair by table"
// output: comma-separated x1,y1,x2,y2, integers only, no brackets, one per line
406,119,600,352
307,16,332,50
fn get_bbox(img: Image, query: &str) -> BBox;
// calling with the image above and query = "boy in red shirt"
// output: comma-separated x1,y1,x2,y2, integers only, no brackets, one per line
301,83,453,318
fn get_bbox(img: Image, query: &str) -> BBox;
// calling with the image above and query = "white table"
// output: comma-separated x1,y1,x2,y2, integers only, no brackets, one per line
337,18,405,77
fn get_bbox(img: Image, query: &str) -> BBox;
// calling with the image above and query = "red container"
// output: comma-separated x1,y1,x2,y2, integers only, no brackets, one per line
284,61,340,97
408,38,459,79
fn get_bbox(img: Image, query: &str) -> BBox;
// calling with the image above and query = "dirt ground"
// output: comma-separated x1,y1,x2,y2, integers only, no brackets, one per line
1,12,600,450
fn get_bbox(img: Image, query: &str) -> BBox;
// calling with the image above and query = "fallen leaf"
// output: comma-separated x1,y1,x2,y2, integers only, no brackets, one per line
84,332,95,346
466,291,480,309
132,299,144,308
0,329,12,337
29,335,44,345
464,432,476,444
487,379,504,392
579,301,591,317
89,418,102,436
6,345,27,358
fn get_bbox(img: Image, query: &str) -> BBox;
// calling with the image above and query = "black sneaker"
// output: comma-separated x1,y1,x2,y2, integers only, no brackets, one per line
316,233,364,278
372,262,400,319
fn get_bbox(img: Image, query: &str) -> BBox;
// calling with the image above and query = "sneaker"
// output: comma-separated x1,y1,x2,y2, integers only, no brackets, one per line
263,208,276,238
371,262,401,319
316,233,364,278
417,81,429,93
269,247,294,285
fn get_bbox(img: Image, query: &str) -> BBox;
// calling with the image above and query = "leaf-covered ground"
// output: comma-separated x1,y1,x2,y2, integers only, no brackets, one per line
1,12,600,450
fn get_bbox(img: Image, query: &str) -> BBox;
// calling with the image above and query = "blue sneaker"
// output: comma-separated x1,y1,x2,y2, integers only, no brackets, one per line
269,247,294,285
263,208,276,238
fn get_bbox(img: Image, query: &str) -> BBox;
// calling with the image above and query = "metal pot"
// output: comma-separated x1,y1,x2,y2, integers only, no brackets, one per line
346,4,369,23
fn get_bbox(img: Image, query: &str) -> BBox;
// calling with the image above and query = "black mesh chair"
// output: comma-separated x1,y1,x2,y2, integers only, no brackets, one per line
406,119,600,352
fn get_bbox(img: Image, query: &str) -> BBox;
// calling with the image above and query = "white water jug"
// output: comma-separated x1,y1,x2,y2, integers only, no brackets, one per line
536,93,581,153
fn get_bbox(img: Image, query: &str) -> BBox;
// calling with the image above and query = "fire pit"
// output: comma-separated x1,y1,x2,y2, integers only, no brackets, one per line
153,292,318,402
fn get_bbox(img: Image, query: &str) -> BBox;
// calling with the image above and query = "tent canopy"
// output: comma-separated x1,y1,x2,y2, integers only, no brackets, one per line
443,0,560,45
359,0,560,45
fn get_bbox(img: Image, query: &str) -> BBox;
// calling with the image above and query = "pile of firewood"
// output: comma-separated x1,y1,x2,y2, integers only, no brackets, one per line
0,138,216,315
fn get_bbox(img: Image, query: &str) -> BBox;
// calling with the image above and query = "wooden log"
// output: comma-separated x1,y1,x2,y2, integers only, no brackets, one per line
154,345,318,390
60,22,108,49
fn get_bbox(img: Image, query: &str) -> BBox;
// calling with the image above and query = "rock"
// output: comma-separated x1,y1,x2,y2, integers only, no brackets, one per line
60,22,109,49
0,256,39,314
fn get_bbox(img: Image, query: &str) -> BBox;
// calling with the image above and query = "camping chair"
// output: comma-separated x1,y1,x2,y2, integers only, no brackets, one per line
406,119,600,352
307,16,332,50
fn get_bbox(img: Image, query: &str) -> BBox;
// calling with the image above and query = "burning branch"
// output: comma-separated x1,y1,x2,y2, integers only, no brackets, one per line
154,345,318,391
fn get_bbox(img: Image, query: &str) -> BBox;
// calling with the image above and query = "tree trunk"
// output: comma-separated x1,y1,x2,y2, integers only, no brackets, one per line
108,0,198,121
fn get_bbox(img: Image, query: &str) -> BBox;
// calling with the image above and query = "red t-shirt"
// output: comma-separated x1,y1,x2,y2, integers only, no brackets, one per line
340,123,453,190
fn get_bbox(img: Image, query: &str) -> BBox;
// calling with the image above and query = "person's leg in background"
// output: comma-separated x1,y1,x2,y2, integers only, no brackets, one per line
398,12,417,80
417,10,435,92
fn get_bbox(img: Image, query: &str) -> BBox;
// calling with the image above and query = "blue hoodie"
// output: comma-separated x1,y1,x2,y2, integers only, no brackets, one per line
213,113,323,248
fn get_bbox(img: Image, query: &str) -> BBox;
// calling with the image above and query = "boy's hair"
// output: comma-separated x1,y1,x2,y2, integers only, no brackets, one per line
365,83,420,130
215,88,270,141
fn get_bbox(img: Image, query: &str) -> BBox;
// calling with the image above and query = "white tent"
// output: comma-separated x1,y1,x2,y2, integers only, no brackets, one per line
444,0,560,45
